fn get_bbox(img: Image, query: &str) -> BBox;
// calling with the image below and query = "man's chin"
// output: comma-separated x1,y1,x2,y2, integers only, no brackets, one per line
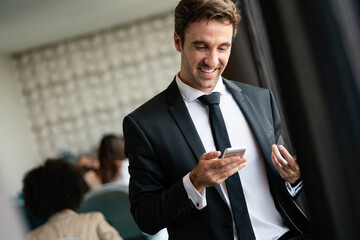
197,78,219,92
201,77,219,84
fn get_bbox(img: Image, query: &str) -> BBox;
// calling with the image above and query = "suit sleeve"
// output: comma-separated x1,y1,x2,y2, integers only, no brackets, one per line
123,115,197,235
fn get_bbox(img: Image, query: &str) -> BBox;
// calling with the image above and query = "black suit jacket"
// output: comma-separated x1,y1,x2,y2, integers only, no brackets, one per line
123,78,311,240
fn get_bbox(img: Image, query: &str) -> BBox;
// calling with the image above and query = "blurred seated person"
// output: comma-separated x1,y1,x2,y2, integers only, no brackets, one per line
77,153,99,173
22,158,123,240
84,134,130,190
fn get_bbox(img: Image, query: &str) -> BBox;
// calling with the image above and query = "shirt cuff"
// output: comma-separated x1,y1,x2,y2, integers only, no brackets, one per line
183,173,207,209
285,180,303,197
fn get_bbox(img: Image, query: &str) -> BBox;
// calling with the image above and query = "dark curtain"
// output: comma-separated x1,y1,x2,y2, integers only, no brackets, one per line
223,0,294,151
226,0,360,238
258,0,360,239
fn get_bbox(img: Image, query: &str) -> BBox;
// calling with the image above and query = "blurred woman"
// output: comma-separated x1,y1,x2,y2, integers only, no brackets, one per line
77,153,99,173
84,134,129,190
22,158,123,240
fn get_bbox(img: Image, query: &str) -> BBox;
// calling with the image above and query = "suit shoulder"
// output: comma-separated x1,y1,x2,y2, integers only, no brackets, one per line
225,79,272,98
127,89,168,119
229,80,269,93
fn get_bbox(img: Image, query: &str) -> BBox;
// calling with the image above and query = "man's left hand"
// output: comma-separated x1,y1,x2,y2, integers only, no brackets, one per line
271,144,301,184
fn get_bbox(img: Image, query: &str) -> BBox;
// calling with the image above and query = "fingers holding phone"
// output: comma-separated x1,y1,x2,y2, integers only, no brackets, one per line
190,147,247,192
222,146,247,174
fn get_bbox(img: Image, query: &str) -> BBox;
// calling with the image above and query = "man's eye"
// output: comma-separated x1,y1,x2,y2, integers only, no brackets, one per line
195,46,207,50
219,47,229,51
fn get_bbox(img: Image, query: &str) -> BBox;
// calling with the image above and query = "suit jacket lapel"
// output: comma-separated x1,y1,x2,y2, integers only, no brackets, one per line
166,79,205,162
224,79,280,177
166,79,228,202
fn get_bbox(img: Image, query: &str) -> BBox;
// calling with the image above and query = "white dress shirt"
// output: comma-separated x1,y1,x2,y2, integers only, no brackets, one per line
177,75,291,240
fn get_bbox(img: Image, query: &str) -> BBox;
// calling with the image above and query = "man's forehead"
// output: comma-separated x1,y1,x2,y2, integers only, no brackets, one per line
183,19,234,43
186,18,232,30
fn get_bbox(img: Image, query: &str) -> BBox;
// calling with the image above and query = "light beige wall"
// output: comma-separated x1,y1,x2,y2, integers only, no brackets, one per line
0,179,26,239
13,12,179,162
0,54,39,197
0,12,180,197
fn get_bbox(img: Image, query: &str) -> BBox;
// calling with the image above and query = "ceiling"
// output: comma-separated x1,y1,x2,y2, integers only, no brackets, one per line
0,0,179,54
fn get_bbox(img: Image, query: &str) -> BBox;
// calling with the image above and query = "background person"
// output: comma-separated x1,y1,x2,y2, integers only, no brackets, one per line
22,158,123,240
84,134,130,190
77,153,99,173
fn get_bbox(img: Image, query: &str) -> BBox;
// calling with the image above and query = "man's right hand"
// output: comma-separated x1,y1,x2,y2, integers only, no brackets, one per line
189,151,247,193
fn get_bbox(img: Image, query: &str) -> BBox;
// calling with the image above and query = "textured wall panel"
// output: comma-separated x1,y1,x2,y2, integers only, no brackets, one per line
13,12,180,160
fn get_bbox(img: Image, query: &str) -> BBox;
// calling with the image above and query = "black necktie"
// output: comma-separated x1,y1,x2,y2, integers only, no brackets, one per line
198,92,255,240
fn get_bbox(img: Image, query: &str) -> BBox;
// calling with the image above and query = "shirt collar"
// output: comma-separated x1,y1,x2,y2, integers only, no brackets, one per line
175,73,226,102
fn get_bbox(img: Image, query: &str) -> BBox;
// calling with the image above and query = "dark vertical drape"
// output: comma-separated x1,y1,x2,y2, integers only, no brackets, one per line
226,0,360,238
223,0,294,151
258,0,360,239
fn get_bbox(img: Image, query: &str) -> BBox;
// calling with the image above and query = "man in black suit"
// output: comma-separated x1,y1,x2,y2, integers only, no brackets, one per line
123,0,311,239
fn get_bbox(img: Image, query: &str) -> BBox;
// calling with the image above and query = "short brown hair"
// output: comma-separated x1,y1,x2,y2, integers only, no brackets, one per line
175,0,241,46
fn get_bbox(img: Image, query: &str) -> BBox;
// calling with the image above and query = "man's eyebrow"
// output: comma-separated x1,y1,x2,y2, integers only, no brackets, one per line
192,41,207,45
191,41,232,47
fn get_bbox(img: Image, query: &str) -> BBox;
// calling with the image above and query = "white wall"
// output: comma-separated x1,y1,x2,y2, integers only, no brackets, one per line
0,54,39,197
13,12,179,162
0,10,181,198
0,12,180,197
0,179,26,239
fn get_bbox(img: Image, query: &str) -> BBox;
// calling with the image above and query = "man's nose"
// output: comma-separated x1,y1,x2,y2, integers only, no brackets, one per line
204,50,219,68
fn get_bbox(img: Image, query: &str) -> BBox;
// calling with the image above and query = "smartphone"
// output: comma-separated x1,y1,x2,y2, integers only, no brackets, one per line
223,146,246,158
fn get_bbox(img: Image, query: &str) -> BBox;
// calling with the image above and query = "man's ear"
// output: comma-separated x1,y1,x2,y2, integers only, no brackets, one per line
174,31,182,52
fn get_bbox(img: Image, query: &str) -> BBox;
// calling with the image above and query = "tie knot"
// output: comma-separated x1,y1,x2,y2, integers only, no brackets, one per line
198,92,220,106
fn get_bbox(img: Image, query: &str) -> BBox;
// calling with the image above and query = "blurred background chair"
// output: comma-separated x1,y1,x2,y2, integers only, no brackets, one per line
78,184,148,240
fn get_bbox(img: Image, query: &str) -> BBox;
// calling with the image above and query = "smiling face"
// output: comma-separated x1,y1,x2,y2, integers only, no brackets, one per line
174,19,233,93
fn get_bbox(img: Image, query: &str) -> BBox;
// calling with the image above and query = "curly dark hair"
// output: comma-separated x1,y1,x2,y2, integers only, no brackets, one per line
175,0,241,47
22,158,88,220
